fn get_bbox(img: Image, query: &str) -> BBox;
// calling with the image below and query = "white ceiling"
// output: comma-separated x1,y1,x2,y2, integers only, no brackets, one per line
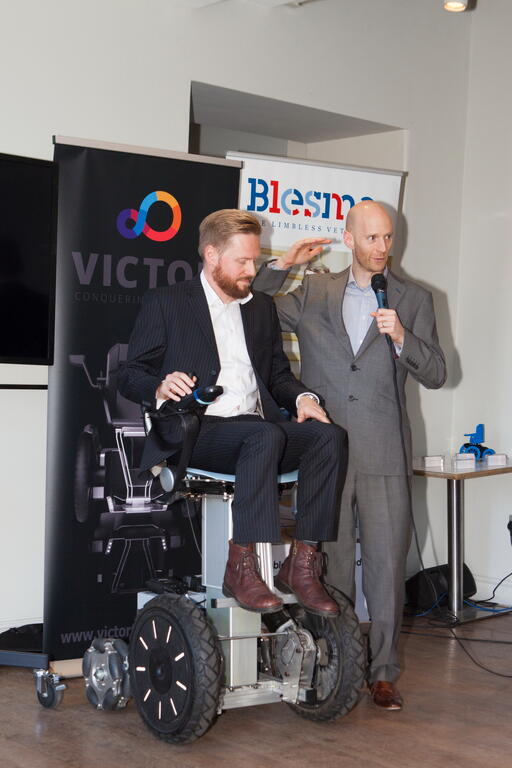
171,1,321,8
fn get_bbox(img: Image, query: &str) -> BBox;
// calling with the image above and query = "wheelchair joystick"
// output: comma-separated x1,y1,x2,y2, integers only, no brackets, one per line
175,384,223,413
159,383,223,492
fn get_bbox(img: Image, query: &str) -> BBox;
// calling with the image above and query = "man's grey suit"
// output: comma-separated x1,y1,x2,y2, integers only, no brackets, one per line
253,265,446,682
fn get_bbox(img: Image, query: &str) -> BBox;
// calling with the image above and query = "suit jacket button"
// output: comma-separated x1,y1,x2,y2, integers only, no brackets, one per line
348,395,358,401
350,364,359,371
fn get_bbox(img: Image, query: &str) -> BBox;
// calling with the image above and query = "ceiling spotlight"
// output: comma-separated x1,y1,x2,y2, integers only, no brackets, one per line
444,0,468,11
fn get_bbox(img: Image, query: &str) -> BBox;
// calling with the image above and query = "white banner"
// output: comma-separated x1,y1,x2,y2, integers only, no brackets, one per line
230,151,403,268
228,152,404,374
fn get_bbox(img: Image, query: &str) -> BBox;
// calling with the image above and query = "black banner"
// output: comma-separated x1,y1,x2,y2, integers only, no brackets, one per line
44,142,240,660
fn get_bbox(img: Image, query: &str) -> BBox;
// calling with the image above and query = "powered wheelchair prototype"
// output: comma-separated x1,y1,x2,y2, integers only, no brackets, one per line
79,385,366,743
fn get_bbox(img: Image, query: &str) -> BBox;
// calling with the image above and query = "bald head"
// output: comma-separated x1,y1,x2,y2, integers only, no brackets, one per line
343,201,394,285
345,200,392,234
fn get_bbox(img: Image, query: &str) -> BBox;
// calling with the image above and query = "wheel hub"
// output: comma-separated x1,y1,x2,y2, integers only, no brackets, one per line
83,638,130,710
149,647,173,693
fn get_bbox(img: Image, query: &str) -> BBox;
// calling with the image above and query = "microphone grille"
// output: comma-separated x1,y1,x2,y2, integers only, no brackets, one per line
371,273,387,292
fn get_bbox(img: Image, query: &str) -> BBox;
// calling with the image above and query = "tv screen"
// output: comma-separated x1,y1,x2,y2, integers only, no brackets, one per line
0,152,58,365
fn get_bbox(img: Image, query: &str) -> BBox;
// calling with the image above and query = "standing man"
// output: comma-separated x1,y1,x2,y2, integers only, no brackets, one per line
253,201,446,709
119,209,347,619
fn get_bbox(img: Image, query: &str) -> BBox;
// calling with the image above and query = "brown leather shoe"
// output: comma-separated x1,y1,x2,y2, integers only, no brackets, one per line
369,681,403,710
222,540,283,613
275,540,339,617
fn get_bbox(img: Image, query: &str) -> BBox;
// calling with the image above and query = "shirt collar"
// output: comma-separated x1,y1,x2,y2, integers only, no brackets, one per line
200,269,253,307
347,265,389,290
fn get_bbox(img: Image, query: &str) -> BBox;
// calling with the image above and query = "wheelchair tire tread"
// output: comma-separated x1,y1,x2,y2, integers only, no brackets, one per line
287,591,366,722
130,594,222,745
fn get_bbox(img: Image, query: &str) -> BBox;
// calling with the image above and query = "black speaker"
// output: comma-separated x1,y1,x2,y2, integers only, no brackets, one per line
405,563,476,610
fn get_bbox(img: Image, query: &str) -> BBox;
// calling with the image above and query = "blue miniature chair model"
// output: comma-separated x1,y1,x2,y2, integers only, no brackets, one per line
459,423,495,460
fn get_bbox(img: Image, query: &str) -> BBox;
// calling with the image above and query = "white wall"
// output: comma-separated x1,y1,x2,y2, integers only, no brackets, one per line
303,130,409,174
0,390,48,631
451,0,512,603
197,124,289,159
0,0,474,630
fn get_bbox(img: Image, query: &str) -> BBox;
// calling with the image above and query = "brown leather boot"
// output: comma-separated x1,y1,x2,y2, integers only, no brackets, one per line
275,540,339,617
223,541,283,613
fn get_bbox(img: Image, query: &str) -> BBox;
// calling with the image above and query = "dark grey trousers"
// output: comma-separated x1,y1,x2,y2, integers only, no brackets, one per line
323,461,411,684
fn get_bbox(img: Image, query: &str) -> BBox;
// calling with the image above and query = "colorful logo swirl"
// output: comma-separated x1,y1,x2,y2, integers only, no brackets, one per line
116,191,182,241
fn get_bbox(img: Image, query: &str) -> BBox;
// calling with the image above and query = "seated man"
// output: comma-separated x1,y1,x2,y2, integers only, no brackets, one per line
118,209,347,617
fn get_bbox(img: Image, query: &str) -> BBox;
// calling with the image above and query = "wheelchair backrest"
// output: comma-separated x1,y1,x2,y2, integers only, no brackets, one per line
102,343,143,427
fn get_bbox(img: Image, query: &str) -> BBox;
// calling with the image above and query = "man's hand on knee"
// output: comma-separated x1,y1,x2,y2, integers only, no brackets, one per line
296,394,330,424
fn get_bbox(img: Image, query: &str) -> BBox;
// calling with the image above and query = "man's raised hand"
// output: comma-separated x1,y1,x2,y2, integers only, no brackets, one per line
274,237,332,270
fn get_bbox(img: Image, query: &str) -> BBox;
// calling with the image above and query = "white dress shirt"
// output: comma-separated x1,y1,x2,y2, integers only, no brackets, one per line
200,271,260,417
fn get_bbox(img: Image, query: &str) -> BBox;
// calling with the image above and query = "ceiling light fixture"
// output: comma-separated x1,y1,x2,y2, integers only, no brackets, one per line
444,0,468,11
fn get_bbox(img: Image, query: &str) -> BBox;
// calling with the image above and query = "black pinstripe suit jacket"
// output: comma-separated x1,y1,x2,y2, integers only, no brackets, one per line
118,274,313,471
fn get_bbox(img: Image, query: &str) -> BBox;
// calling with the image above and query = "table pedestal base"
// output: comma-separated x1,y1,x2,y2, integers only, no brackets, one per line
449,604,512,624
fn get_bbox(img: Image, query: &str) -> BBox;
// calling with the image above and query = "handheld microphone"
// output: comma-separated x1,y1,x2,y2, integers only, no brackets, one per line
371,273,395,353
371,273,388,309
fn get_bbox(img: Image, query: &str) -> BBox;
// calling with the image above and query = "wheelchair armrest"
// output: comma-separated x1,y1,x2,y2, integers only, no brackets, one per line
144,405,201,493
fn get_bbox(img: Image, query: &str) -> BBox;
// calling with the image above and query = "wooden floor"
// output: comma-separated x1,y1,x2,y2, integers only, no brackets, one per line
2,614,512,768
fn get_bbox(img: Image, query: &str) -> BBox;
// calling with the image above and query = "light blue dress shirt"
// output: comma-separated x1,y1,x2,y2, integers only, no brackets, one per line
342,267,380,355
342,267,401,357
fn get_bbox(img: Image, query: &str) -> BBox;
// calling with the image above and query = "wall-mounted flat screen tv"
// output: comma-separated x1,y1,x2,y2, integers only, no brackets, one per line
0,152,58,365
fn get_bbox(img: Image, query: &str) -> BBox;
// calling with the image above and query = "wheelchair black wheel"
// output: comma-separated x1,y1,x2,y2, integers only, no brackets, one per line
286,591,366,721
74,425,100,523
129,594,222,744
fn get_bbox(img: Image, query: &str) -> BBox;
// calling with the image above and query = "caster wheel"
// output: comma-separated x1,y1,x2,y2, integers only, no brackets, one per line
129,594,222,744
284,591,366,721
36,684,63,709
83,637,130,710
34,673,65,709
